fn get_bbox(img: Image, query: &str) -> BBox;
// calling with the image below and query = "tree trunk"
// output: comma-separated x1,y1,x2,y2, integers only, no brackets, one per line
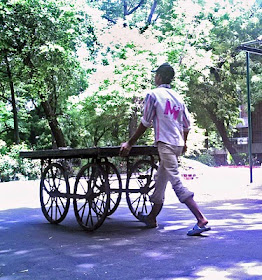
123,0,145,16
41,99,66,148
21,54,66,148
128,107,138,139
123,0,128,17
147,0,157,25
5,56,20,144
208,110,241,164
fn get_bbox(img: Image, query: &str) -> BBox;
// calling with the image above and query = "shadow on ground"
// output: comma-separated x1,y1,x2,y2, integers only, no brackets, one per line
1,194,262,279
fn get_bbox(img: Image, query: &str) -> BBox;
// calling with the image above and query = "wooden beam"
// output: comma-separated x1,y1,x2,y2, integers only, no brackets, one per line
20,145,159,160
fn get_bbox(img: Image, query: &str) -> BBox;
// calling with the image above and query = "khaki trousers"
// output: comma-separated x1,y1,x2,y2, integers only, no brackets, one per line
150,142,194,204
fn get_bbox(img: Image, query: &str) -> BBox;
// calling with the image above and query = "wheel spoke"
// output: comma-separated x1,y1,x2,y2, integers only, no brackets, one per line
99,162,122,216
132,195,141,213
55,197,64,218
126,160,157,219
47,200,53,217
57,196,66,210
44,196,51,208
40,163,70,224
73,163,110,231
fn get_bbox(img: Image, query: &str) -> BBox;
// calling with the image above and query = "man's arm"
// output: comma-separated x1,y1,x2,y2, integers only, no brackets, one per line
183,130,189,154
119,123,148,156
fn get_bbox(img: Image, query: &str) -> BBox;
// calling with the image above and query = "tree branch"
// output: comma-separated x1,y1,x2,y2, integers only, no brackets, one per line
179,30,189,66
123,0,128,17
0,123,12,136
147,0,158,25
0,82,8,100
102,15,117,24
0,94,11,102
126,0,146,15
152,13,160,24
210,58,226,82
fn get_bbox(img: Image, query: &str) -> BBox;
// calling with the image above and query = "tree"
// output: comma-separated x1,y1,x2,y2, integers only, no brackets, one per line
0,100,13,145
1,0,260,159
0,0,89,147
75,14,166,146
86,0,168,29
161,0,262,163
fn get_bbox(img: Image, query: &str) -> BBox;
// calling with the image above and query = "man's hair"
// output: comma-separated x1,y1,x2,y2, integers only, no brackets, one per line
152,63,175,84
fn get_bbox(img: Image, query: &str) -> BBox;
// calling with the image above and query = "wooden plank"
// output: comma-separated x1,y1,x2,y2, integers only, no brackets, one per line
20,145,158,160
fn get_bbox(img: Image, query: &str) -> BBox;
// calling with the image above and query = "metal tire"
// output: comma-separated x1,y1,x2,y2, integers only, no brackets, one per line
40,163,70,224
126,160,158,219
100,161,122,216
73,163,110,231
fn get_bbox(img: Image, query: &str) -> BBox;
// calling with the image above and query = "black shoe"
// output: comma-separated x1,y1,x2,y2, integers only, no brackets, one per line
137,212,158,228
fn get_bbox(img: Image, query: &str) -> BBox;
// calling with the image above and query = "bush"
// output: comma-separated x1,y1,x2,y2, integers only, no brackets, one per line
0,141,40,182
193,153,216,167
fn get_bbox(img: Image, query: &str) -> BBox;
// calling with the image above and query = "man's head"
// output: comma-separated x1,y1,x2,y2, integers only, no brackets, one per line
152,63,175,85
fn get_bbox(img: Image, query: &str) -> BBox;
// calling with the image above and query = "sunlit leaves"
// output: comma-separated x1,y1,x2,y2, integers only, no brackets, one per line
1,0,261,152
0,0,91,147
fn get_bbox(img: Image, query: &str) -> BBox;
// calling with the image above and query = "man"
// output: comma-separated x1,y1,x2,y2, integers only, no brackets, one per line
120,63,211,236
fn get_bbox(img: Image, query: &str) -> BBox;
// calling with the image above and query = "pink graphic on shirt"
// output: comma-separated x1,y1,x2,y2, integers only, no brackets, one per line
164,100,181,120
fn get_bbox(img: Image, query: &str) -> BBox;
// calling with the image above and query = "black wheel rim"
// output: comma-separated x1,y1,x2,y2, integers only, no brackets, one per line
100,162,122,216
126,160,157,219
40,163,70,224
73,163,110,231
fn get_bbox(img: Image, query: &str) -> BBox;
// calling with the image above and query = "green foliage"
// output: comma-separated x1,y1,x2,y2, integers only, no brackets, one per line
80,90,131,146
75,16,164,147
0,101,13,145
0,140,40,182
0,0,90,146
160,0,262,162
86,0,170,29
227,152,250,165
193,153,216,167
0,0,262,178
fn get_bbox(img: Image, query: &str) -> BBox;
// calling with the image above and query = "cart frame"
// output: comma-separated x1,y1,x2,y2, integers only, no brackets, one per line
20,145,159,231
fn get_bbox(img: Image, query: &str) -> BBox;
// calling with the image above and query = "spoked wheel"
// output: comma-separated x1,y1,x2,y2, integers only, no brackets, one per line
40,163,70,224
100,161,122,216
126,160,158,219
73,163,110,231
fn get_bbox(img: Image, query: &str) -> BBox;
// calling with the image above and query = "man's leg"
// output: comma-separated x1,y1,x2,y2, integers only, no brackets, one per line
138,203,163,227
159,144,210,233
184,196,208,227
138,166,166,227
147,203,163,221
185,196,211,236
138,144,167,227
139,142,176,226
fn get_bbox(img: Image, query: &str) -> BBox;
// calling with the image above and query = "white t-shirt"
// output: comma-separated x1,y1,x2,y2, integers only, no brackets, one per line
141,84,191,146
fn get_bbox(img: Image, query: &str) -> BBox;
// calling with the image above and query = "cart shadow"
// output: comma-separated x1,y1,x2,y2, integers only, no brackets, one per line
1,198,262,279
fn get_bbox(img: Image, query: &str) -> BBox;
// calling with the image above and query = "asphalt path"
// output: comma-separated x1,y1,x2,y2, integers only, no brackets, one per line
1,166,262,280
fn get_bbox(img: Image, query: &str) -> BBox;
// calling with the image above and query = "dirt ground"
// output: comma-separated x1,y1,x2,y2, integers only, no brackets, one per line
0,164,262,280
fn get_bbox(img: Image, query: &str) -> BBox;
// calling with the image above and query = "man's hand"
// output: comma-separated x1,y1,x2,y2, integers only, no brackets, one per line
119,142,132,157
119,123,147,157
182,143,187,154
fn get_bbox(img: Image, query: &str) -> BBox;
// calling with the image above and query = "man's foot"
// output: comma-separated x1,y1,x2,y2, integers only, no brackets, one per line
187,223,211,236
198,219,209,228
137,212,158,228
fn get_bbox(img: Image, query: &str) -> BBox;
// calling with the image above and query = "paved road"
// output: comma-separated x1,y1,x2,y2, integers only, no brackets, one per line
0,167,262,280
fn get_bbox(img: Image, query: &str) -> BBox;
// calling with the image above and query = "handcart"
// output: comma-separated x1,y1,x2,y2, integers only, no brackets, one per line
20,146,159,231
